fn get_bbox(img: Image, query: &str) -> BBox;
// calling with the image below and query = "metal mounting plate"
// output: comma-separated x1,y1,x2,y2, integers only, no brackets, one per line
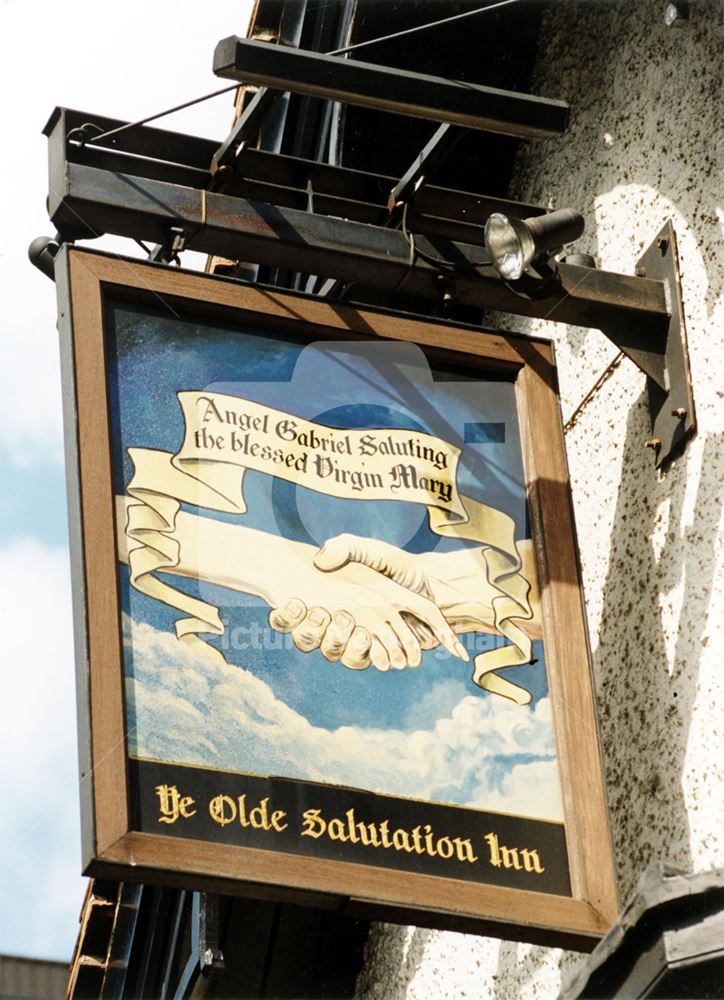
637,220,696,469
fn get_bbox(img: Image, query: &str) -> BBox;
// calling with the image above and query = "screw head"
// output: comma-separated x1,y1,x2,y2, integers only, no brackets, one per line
672,407,686,419
635,265,647,278
645,438,662,450
664,1,689,27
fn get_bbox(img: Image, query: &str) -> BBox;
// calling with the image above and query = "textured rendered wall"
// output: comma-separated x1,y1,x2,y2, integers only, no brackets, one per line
356,2,724,996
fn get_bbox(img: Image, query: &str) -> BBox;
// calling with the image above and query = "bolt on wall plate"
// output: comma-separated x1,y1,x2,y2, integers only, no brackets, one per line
637,220,696,469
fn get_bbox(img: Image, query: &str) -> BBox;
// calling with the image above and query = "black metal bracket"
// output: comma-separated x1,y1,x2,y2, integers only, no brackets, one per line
561,865,724,999
42,108,695,472
639,221,695,467
209,35,568,188
212,37,570,140
210,86,281,176
197,892,225,976
599,220,695,469
148,225,188,265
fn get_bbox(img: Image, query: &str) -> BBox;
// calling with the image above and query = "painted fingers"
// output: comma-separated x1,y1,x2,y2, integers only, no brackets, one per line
267,600,438,670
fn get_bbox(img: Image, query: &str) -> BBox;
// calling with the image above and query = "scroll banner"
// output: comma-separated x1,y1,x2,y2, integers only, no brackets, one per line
119,391,535,704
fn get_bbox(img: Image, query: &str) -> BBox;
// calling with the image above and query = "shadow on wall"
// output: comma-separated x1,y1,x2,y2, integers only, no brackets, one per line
492,939,586,1000
356,923,434,1000
595,420,723,896
500,0,724,909
355,4,723,997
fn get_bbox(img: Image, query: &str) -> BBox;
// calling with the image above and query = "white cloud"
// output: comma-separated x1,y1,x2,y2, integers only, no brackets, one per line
472,759,565,821
125,616,564,821
0,537,86,959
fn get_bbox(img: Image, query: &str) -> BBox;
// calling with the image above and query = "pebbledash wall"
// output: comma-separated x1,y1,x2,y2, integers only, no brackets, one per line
356,2,724,998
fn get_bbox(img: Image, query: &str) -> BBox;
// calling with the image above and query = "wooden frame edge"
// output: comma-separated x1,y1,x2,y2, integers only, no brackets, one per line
61,247,619,945
93,830,608,949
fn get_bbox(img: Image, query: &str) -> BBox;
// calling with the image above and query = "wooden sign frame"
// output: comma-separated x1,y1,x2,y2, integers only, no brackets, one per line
57,246,618,951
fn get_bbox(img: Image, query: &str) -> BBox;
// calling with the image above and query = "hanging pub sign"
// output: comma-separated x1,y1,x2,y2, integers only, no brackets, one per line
58,247,618,949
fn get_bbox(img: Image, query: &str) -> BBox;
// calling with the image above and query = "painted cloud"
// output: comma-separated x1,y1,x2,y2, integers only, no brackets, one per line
125,615,564,822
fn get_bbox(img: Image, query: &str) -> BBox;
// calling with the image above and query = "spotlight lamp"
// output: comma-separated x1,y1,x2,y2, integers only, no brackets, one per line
28,234,61,281
484,208,586,281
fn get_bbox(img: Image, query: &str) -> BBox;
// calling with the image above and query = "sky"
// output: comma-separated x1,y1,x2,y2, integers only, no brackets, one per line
0,0,253,962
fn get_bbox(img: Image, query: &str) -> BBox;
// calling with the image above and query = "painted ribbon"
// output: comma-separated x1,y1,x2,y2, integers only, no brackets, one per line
117,391,537,704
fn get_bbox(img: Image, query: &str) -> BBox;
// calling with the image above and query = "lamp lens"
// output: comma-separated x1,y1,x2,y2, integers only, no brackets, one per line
484,213,526,280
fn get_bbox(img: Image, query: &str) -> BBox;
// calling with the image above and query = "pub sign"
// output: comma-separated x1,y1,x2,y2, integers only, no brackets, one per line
58,248,618,949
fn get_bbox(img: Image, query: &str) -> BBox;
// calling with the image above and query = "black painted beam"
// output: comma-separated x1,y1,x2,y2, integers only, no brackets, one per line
47,160,669,375
46,108,548,252
212,37,570,140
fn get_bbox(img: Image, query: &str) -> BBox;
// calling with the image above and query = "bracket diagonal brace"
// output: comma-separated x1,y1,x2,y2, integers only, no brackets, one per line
387,123,463,212
211,87,281,176
600,220,695,469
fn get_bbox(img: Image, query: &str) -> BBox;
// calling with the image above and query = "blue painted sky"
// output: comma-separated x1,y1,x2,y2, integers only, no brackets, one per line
109,300,553,770
106,301,529,537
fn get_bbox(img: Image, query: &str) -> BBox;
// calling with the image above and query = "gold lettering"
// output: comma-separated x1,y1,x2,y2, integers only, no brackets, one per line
521,848,545,874
392,828,414,853
249,797,273,831
453,837,479,864
379,819,392,849
155,785,196,825
271,809,288,832
300,808,326,839
485,833,541,873
327,818,349,842
436,835,454,859
410,826,425,855
499,845,522,870
345,809,359,844
346,809,380,846
485,832,501,866
209,794,237,826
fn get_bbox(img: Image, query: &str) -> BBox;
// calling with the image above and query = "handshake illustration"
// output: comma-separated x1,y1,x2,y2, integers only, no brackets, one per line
118,486,541,689
268,532,542,673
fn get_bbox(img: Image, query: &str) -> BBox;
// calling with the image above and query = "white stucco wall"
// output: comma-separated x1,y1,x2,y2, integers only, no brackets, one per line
356,2,723,996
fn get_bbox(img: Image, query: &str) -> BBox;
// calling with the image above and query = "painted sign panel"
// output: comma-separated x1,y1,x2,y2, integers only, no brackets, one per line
59,249,618,949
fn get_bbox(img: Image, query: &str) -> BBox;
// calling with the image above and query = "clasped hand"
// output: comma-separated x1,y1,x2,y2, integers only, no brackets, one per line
268,532,538,672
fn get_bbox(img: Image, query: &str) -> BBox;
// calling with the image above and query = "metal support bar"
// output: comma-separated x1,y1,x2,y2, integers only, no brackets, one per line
198,893,225,975
388,123,463,211
212,37,570,140
47,159,669,341
45,108,546,249
210,86,280,175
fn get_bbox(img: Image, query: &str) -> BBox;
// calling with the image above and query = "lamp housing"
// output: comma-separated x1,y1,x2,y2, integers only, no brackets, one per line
484,208,585,280
28,235,60,281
